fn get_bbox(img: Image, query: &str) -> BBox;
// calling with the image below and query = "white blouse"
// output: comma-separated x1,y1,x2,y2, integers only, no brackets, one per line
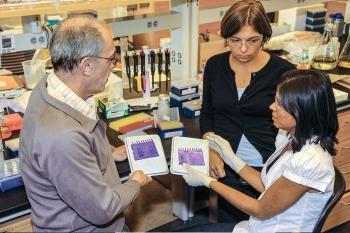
233,130,335,233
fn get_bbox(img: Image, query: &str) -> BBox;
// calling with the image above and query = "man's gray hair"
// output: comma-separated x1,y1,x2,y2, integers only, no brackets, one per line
49,17,107,72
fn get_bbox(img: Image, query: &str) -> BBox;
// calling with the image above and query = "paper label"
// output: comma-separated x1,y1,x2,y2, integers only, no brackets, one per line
164,130,183,138
181,87,196,96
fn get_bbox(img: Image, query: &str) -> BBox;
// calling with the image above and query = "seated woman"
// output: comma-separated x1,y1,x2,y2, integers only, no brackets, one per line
183,69,339,232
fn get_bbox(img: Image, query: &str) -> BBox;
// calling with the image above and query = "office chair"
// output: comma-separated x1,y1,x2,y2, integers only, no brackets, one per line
312,166,346,233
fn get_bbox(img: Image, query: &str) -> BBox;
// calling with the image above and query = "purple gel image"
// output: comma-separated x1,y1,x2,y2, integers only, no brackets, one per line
178,148,205,166
131,139,159,160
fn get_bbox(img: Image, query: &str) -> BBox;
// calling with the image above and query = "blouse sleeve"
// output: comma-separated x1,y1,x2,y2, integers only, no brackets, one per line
282,145,334,192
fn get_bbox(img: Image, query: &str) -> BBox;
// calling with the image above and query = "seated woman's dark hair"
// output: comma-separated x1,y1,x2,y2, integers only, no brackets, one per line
277,70,339,155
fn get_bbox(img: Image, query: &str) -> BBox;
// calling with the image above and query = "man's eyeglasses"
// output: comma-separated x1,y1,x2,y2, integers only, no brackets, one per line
93,50,119,65
227,35,263,48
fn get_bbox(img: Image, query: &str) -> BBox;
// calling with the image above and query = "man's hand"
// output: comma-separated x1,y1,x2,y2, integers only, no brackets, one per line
207,134,246,173
129,170,152,186
183,164,216,188
112,145,128,162
209,149,226,178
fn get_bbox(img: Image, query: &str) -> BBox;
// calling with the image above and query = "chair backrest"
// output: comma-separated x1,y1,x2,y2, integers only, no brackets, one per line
312,166,346,233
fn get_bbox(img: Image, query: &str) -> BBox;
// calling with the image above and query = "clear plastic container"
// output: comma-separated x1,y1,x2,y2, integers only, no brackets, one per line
153,107,180,123
22,60,46,89
157,94,170,121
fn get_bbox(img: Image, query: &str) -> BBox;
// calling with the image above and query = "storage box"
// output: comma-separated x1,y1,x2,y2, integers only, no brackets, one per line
119,118,154,134
5,138,19,158
153,107,180,124
306,24,324,34
169,93,200,108
182,99,202,118
171,79,199,97
157,121,186,139
307,8,326,18
306,17,325,26
98,97,129,119
0,158,23,192
109,112,153,132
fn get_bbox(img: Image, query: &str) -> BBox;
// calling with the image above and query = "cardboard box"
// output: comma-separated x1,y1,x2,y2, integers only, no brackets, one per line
98,97,128,119
183,99,202,118
169,93,200,108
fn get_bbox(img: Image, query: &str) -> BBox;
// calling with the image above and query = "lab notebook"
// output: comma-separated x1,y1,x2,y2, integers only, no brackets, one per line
170,136,209,175
125,134,168,176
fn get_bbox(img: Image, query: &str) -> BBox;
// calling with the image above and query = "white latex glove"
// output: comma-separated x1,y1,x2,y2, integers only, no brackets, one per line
207,134,246,173
183,164,217,188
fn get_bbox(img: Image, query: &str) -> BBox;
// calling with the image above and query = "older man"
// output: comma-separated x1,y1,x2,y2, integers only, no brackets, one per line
19,16,151,232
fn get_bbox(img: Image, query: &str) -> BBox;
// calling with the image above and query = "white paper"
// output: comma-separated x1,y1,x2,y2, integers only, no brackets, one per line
125,134,168,176
170,136,209,176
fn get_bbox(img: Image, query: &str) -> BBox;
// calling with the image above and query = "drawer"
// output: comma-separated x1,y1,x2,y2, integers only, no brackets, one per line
333,140,350,167
322,191,350,232
338,163,350,192
337,113,350,142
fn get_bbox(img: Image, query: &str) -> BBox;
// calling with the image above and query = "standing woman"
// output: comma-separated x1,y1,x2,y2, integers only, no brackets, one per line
200,0,294,220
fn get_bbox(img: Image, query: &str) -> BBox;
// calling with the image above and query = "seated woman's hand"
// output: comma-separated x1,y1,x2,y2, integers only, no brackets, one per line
182,164,216,188
207,134,246,173
209,149,226,178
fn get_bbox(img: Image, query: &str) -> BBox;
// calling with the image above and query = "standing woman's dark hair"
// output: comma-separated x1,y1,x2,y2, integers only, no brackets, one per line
277,70,339,155
220,0,272,44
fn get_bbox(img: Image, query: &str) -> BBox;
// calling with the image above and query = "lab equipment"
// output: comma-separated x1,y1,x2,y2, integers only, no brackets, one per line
22,59,46,89
0,158,23,192
157,121,185,139
338,28,350,69
158,94,170,121
124,53,132,92
140,50,146,92
0,108,4,162
333,13,345,37
5,138,19,158
157,50,163,91
311,22,338,70
171,79,199,97
132,52,139,93
98,97,128,119
150,50,156,89
182,99,202,118
165,48,171,91
0,76,26,99
305,8,326,34
0,113,22,140
170,92,200,108
140,50,146,76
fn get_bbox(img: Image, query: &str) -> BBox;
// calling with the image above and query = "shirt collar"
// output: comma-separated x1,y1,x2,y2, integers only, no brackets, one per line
47,72,97,120
39,74,98,132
